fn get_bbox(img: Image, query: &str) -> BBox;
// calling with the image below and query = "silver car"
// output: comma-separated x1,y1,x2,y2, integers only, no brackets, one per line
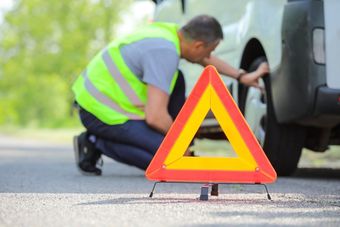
152,0,340,176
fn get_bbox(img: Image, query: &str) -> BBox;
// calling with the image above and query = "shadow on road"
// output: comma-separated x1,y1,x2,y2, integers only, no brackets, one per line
76,195,273,206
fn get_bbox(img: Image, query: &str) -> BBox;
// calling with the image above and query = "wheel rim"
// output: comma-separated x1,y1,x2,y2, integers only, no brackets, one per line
244,79,267,146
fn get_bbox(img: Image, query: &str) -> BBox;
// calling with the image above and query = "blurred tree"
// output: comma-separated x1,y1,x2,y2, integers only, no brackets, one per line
0,0,132,127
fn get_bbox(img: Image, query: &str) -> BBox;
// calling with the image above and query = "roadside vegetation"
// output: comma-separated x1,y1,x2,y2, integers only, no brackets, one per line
0,0,132,128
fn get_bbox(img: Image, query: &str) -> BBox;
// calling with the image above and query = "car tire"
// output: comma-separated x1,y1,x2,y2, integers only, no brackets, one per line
239,57,306,176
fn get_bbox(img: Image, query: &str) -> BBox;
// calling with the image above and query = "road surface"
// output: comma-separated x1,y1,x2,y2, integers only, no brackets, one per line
0,135,339,226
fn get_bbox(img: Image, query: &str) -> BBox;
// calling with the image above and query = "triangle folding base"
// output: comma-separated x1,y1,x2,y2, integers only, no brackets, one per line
145,66,277,184
148,181,272,201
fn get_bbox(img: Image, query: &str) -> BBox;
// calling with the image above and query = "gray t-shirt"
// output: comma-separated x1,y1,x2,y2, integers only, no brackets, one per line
120,38,179,94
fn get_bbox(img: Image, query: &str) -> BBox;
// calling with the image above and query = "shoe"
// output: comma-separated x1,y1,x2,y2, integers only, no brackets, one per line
73,132,102,176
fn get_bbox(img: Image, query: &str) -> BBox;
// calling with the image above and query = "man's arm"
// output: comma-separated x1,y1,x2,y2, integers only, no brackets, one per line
145,84,193,156
200,55,240,79
200,55,269,87
144,84,173,135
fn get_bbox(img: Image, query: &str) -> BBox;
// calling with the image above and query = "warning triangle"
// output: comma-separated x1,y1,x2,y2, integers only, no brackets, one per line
145,66,277,183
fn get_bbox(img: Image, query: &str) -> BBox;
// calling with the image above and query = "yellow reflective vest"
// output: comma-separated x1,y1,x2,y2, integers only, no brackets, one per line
72,22,180,125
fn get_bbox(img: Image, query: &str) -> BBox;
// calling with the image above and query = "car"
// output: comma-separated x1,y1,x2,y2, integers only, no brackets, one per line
151,0,340,176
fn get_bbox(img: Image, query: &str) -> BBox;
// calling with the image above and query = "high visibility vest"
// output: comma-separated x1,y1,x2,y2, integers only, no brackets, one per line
72,22,181,125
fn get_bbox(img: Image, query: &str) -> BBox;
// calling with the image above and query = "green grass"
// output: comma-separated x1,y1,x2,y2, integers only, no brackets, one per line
299,146,340,168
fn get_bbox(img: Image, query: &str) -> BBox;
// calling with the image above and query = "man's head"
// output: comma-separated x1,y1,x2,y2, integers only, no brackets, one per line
178,15,223,63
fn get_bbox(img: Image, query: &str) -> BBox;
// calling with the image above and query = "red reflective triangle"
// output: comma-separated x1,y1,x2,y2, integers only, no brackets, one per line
145,66,277,183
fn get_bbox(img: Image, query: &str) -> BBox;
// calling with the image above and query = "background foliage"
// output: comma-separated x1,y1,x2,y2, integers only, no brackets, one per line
0,0,132,127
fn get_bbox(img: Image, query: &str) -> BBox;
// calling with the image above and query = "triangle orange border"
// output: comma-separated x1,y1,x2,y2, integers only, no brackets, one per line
145,66,277,183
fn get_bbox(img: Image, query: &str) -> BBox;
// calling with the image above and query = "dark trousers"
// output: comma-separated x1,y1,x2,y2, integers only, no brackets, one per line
79,72,186,170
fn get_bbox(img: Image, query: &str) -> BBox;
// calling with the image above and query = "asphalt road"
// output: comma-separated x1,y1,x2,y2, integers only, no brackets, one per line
0,135,340,227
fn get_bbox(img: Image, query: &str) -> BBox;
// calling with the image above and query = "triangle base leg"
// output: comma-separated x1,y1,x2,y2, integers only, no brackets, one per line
261,183,271,200
149,182,159,198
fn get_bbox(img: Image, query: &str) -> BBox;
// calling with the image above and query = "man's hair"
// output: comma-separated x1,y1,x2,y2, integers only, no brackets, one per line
180,15,223,44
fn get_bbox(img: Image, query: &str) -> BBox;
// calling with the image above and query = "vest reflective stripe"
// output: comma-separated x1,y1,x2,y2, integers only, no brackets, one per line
102,49,143,108
83,70,143,120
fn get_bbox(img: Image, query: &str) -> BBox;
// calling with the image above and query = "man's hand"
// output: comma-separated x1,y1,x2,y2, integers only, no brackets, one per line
239,62,269,88
200,55,269,89
257,62,270,75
